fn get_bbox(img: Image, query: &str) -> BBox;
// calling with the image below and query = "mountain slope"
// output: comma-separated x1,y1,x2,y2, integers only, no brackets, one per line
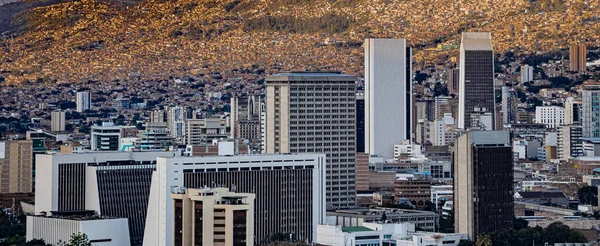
1,0,599,84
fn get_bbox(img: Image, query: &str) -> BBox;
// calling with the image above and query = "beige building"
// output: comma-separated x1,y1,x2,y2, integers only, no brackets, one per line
265,72,357,209
171,187,255,246
50,111,65,132
355,153,370,192
186,118,227,145
0,140,33,194
570,45,587,72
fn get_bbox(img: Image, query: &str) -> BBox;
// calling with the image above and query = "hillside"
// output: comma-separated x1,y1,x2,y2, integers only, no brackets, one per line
1,0,600,84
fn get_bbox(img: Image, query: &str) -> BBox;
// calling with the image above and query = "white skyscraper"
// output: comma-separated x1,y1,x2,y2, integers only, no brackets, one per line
167,106,186,141
365,38,412,158
564,97,581,125
458,32,495,130
501,86,512,126
76,91,91,112
51,110,65,132
520,65,534,83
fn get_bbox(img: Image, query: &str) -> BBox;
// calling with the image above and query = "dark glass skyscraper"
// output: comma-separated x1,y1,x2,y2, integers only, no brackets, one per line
356,92,365,153
458,32,495,130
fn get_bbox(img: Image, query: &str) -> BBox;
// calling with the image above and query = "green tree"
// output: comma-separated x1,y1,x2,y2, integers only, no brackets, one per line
577,185,598,206
60,233,91,246
476,234,492,246
458,239,475,246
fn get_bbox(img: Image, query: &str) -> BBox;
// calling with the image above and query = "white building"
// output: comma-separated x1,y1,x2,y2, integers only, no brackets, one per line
34,151,181,244
316,223,415,246
167,106,186,141
501,86,512,125
51,111,65,132
521,65,534,83
90,122,122,151
564,97,581,125
535,106,565,128
27,214,130,246
394,141,422,160
395,232,468,246
365,38,412,158
431,185,453,210
76,91,91,112
429,120,446,146
143,153,327,245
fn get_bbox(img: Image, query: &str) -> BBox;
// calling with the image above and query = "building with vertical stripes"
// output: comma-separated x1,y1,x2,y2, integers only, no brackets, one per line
34,151,180,245
570,45,587,72
143,153,327,246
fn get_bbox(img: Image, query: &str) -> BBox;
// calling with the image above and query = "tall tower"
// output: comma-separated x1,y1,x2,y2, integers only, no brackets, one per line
76,91,91,113
501,86,511,126
570,45,587,72
51,110,65,132
265,72,356,209
458,32,495,130
364,38,412,158
454,131,513,240
564,97,581,125
582,85,600,138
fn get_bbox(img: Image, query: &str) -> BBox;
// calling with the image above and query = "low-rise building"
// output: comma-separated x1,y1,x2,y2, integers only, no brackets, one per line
317,223,415,246
326,208,437,232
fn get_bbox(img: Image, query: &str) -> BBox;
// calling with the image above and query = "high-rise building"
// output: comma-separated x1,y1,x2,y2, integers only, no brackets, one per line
0,140,32,194
454,131,513,240
520,65,534,83
415,99,435,122
91,122,122,151
76,91,91,112
565,97,582,125
501,86,512,126
558,125,584,160
35,151,181,245
167,106,187,141
230,96,260,139
570,45,587,72
447,68,460,95
144,153,327,245
582,85,600,138
365,38,412,158
186,118,227,145
151,109,166,123
264,72,356,209
458,32,495,130
356,91,366,153
535,106,565,129
171,187,255,246
51,111,65,132
429,120,446,146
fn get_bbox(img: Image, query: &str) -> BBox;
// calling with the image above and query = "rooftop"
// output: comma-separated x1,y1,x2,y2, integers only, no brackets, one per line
341,226,374,233
461,32,493,51
266,72,357,82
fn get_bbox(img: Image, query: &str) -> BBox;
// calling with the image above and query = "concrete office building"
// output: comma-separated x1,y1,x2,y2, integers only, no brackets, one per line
521,65,534,83
34,151,180,245
51,111,65,132
447,68,460,95
136,122,173,151
76,91,91,112
167,106,186,141
90,122,122,151
326,208,437,232
558,125,584,160
365,38,412,159
454,131,513,240
151,110,166,123
172,187,255,246
27,212,130,246
394,178,432,209
501,86,512,126
535,106,565,129
582,85,600,138
565,97,581,125
317,222,416,246
186,118,227,145
570,45,587,72
458,32,495,130
0,140,33,194
230,96,260,139
143,153,327,245
264,72,356,209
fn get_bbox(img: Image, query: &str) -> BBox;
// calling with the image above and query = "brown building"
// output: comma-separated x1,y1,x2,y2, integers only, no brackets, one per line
369,171,396,191
185,140,249,157
355,153,370,192
120,126,139,138
394,178,432,209
570,45,587,72
454,131,513,240
235,120,260,141
0,140,33,194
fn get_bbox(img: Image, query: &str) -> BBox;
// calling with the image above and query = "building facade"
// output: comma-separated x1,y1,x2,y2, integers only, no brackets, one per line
51,111,65,132
264,72,357,209
0,140,33,194
447,68,459,95
230,96,260,139
570,45,587,72
90,122,121,151
565,97,581,125
458,32,495,130
582,85,600,138
535,106,565,129
356,91,365,153
167,106,187,141
558,125,584,160
186,118,227,145
171,187,255,246
521,65,534,83
501,86,512,126
144,153,327,245
365,39,412,158
454,131,513,240
76,91,91,112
